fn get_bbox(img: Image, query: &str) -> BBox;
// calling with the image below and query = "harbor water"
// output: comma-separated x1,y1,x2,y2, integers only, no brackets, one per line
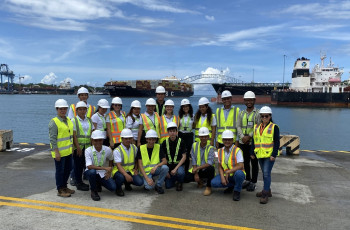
0,94,349,151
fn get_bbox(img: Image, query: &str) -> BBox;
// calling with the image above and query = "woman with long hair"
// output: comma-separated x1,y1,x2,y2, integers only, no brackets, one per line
125,100,142,145
159,99,178,144
106,97,126,149
193,97,216,146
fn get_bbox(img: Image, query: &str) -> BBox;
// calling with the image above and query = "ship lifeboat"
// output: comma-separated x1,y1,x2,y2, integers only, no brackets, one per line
328,78,341,83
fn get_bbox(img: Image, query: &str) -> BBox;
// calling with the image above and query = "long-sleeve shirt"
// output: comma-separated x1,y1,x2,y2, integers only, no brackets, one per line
250,124,280,158
48,116,69,149
237,107,260,144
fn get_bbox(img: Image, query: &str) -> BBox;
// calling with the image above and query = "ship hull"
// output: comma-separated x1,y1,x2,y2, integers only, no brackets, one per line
212,83,288,95
107,85,193,97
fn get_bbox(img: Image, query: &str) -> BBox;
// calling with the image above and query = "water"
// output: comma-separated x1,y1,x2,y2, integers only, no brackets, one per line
1,94,349,151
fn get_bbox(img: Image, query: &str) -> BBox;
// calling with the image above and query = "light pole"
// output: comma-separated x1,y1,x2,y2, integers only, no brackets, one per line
252,69,254,83
283,55,286,90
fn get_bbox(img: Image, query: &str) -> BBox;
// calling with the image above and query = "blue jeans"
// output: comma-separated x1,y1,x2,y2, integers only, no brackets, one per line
114,171,144,190
143,165,169,190
258,157,275,191
84,169,116,192
165,165,185,189
54,154,72,190
211,170,245,192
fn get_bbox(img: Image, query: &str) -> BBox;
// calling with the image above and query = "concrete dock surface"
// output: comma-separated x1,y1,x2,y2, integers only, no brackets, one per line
0,143,349,230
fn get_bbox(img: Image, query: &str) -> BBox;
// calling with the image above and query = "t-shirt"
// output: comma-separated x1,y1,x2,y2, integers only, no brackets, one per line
125,115,141,140
161,137,186,171
85,145,113,178
224,145,243,165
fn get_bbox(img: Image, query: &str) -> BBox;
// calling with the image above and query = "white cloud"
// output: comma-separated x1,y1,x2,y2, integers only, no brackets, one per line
41,72,57,84
205,15,215,21
218,25,283,42
61,77,74,85
16,75,33,84
201,67,230,75
291,24,346,33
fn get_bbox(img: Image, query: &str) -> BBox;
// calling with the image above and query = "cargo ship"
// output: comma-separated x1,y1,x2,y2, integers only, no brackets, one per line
20,80,75,95
271,55,350,107
104,76,194,97
212,82,290,96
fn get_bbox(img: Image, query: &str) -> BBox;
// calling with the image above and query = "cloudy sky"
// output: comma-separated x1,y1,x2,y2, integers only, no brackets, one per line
1,0,350,86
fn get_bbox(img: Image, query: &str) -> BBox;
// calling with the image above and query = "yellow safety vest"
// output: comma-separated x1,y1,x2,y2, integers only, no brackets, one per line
156,103,165,116
140,144,160,175
159,115,179,143
194,114,215,143
188,142,214,173
216,107,239,144
73,117,93,150
217,145,245,176
240,110,258,136
108,111,125,143
70,104,96,118
112,144,137,177
141,113,161,138
50,117,73,158
253,122,279,158
165,138,182,164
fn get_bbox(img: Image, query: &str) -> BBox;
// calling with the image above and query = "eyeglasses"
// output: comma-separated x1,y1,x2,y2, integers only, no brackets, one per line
261,115,270,118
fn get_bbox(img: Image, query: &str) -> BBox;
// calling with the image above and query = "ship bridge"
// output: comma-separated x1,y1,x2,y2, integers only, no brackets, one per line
180,74,243,84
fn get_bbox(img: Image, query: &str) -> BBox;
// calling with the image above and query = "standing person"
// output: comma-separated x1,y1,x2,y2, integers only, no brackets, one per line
193,97,216,146
84,130,116,201
216,90,240,149
155,86,166,116
91,99,110,146
250,106,280,204
71,101,93,191
125,100,142,145
178,99,194,173
211,130,245,201
137,130,169,194
185,127,215,196
237,91,260,192
159,99,178,144
68,87,96,119
107,97,126,149
162,122,186,191
112,129,144,197
137,98,161,146
49,99,75,197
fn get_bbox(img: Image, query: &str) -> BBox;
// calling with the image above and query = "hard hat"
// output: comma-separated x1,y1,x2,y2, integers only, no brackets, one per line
145,98,156,106
145,129,158,138
76,101,87,109
111,97,122,105
167,122,177,130
155,86,166,94
97,99,110,108
221,90,232,98
259,106,272,114
181,99,190,106
77,87,89,95
222,130,234,139
244,91,256,99
164,99,174,107
198,97,210,106
131,100,141,108
91,130,106,139
55,99,68,108
198,127,210,136
121,128,133,138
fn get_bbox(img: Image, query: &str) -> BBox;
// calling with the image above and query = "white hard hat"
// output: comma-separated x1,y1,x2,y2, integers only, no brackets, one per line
145,129,158,138
181,99,190,106
198,127,210,136
145,98,156,106
121,128,133,138
76,101,87,109
222,130,234,139
131,100,141,108
198,97,210,106
77,87,89,95
221,90,232,98
167,122,177,130
55,99,68,108
91,130,106,139
244,91,256,99
260,106,272,114
97,99,110,109
112,97,122,105
164,99,174,107
156,86,166,94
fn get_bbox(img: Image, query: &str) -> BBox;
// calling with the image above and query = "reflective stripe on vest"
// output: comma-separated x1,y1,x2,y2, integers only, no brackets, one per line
50,117,73,158
216,107,238,144
97,113,106,131
188,142,213,173
156,104,165,116
140,144,161,175
71,104,95,118
253,123,277,158
112,144,136,177
194,114,215,143
241,110,257,136
91,146,105,166
179,115,191,132
74,117,92,149
109,111,125,143
159,115,178,143
141,113,161,138
217,146,245,176
166,138,181,164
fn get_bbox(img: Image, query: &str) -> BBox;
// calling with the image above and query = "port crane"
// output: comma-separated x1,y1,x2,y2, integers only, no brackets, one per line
0,64,15,93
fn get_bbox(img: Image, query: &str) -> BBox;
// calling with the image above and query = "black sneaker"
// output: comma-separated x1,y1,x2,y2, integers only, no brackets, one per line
233,191,241,201
242,180,250,189
76,183,89,191
246,183,256,192
224,187,234,194
116,189,125,197
125,183,132,191
70,178,76,186
155,185,164,194
91,191,100,201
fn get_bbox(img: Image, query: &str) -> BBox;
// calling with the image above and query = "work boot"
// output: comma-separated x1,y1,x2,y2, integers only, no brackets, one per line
91,191,100,201
76,182,89,191
116,189,125,197
224,186,234,194
176,183,183,191
64,187,75,194
57,188,71,197
233,191,241,201
242,180,250,189
256,189,272,197
70,178,76,186
155,185,164,194
246,183,256,192
203,187,212,196
125,183,132,191
260,190,269,204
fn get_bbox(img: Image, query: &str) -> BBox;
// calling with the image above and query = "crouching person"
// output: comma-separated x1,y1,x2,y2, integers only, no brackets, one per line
211,130,245,201
84,130,116,201
113,129,144,197
138,130,169,194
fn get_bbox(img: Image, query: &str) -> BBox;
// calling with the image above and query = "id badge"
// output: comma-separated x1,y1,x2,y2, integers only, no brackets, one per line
247,121,254,127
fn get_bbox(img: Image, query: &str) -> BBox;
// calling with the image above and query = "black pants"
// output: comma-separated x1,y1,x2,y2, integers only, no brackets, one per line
178,132,194,172
185,165,215,187
240,143,258,183
73,148,86,184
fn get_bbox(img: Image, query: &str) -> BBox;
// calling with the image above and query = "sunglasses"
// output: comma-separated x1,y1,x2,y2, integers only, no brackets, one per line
261,115,270,118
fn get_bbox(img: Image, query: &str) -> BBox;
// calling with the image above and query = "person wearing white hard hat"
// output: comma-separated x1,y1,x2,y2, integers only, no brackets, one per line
49,99,75,197
178,98,194,172
161,122,186,191
159,99,179,144
68,87,96,119
112,129,143,196
137,129,169,194
137,98,161,146
211,130,245,201
237,91,260,192
250,106,280,204
194,97,216,146
91,99,109,132
125,100,142,144
106,97,126,149
185,127,215,196
155,85,166,116
215,90,240,149
84,130,116,201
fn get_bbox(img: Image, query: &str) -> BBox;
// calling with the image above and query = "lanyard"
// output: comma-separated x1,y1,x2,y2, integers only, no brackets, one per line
181,115,190,131
97,113,106,129
92,147,105,167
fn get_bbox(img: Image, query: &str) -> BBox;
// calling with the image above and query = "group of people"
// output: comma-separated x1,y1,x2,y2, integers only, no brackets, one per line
49,86,280,204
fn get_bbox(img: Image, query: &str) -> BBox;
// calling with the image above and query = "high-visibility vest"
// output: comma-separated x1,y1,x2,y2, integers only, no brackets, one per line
112,144,137,177
194,114,215,143
240,110,258,136
253,122,279,158
156,103,165,116
218,145,245,176
178,115,192,132
70,104,96,118
140,144,161,175
50,117,73,158
159,115,179,143
141,113,161,138
73,117,93,150
108,111,125,143
90,146,106,166
165,138,182,164
216,107,239,144
188,142,214,173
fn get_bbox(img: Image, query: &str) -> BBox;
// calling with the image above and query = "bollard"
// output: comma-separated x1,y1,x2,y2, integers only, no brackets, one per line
0,130,13,151
279,135,300,155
